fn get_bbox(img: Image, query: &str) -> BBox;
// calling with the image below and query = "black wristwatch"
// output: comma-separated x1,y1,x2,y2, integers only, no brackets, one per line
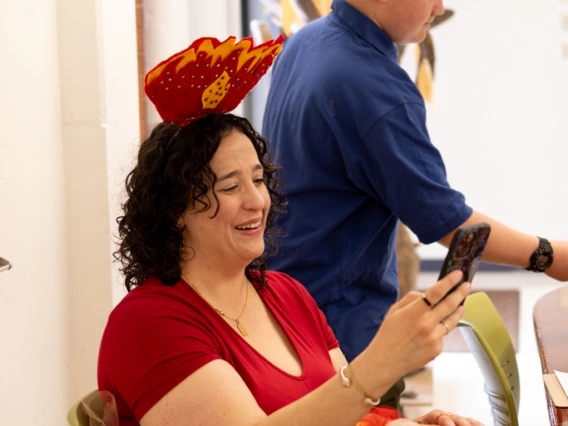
525,237,554,273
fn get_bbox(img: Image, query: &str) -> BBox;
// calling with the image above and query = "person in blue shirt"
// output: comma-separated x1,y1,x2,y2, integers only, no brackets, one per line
262,0,568,409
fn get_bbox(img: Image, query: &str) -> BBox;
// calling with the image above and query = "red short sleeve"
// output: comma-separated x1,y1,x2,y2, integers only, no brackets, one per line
317,304,340,351
98,286,222,422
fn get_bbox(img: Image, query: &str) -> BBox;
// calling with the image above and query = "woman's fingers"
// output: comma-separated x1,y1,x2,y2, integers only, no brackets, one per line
430,280,471,321
442,304,466,329
369,272,472,379
419,270,471,323
422,270,464,306
439,413,485,426
399,270,467,319
429,302,467,340
415,410,485,426
393,290,422,310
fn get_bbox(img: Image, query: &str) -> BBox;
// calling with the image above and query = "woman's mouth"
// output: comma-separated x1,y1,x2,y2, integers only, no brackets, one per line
236,221,262,230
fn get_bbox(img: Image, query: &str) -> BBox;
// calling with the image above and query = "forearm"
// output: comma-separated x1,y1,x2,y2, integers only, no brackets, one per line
438,210,568,280
259,272,474,426
438,210,537,268
257,354,398,426
289,0,322,22
438,209,568,281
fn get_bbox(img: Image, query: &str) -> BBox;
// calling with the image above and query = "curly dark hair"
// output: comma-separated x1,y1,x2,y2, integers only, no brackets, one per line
114,113,285,291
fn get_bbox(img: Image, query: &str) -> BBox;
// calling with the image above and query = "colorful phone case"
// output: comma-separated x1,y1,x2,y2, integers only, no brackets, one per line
438,222,491,299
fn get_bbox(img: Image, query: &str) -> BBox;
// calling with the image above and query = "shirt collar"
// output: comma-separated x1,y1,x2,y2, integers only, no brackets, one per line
330,0,398,62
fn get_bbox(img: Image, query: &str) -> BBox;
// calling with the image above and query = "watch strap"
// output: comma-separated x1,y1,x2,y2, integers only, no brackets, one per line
525,237,554,273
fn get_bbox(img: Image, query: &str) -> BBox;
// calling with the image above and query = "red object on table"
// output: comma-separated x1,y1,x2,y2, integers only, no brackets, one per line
356,406,403,425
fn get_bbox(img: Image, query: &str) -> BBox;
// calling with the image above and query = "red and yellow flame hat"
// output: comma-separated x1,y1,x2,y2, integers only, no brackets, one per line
144,35,284,127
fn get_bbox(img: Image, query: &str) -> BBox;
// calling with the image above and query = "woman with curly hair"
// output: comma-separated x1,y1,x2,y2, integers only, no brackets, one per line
114,114,283,292
97,36,480,426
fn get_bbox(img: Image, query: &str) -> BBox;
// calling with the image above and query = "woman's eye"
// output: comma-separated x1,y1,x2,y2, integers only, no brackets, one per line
254,178,265,185
222,185,238,192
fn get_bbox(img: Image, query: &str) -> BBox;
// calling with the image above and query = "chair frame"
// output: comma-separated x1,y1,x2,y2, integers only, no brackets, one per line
457,292,520,426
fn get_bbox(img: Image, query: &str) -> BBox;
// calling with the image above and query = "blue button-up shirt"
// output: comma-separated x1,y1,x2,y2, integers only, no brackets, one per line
262,0,472,361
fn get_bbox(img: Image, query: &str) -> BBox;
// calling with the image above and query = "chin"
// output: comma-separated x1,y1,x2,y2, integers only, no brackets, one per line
415,30,429,43
244,246,266,263
395,35,424,46
399,30,428,45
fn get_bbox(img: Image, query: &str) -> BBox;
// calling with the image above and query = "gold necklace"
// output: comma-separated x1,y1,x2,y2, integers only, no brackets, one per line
188,278,250,337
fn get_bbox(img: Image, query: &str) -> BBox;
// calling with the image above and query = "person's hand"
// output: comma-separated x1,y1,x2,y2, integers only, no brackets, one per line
546,240,568,282
412,409,485,425
387,419,424,425
363,270,471,383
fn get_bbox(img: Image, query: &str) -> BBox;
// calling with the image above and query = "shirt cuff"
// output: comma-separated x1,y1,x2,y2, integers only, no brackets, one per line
417,203,473,245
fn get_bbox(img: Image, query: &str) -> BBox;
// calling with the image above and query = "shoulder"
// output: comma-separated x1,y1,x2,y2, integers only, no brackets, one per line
108,276,187,323
263,270,318,308
102,276,218,349
98,277,224,421
99,276,223,378
290,30,422,127
329,52,421,117
265,270,306,291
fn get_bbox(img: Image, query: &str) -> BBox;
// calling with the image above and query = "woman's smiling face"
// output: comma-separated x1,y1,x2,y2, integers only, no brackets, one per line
181,130,270,268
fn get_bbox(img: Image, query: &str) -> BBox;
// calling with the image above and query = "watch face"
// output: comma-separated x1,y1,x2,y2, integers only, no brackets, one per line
527,238,554,272
535,248,552,271
536,253,552,269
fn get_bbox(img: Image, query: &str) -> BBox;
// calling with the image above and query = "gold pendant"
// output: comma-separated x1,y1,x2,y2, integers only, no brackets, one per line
236,320,248,337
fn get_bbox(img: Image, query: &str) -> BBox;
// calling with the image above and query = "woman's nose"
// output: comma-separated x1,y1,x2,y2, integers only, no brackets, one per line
243,184,266,210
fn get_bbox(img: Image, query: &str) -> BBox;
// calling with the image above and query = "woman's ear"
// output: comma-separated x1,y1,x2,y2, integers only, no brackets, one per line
177,213,186,229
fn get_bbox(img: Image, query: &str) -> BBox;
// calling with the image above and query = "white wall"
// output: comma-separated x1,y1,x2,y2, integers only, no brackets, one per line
0,0,139,424
143,0,243,128
186,0,243,48
57,0,140,404
245,0,274,130
0,0,69,423
58,0,113,402
97,0,142,308
143,0,192,127
409,0,568,259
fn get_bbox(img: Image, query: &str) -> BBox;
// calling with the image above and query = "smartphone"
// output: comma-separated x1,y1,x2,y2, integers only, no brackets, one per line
438,222,491,301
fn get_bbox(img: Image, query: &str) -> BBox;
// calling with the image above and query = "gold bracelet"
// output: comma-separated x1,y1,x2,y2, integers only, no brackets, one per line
339,364,381,406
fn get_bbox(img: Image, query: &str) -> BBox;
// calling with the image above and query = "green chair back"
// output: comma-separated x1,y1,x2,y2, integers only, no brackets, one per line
458,292,520,426
67,390,105,426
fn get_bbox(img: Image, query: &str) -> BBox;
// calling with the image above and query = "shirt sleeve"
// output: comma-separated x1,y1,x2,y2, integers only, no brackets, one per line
346,101,473,244
98,298,222,422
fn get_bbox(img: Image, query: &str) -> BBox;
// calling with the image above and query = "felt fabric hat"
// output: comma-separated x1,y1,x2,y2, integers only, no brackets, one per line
145,35,284,126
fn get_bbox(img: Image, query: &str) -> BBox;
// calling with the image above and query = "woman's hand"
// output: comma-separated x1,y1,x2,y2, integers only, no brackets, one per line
412,409,485,425
388,420,424,426
355,270,471,393
363,409,485,426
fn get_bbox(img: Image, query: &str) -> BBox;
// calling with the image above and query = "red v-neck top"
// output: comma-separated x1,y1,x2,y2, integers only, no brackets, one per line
98,271,340,425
